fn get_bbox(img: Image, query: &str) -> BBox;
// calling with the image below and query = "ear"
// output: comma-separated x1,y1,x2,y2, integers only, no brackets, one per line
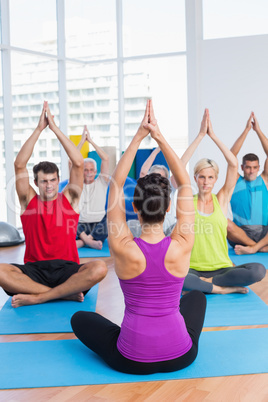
241,164,244,171
132,202,138,213
166,199,171,212
194,175,197,183
34,179,38,187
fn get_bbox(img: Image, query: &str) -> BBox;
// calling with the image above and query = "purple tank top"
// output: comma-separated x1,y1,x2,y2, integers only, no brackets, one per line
117,237,192,362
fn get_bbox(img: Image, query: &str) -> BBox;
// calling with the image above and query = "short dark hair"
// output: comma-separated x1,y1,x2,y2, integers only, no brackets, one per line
133,173,171,224
242,153,259,165
33,161,59,182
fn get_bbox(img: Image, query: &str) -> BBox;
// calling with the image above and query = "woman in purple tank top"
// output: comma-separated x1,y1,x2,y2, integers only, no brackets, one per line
71,100,207,374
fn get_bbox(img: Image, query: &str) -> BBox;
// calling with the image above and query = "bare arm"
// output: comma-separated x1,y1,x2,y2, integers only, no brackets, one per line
206,113,238,213
146,102,195,253
107,100,150,251
14,101,48,210
85,126,109,182
139,147,160,177
180,109,208,166
45,103,84,207
252,114,268,180
76,126,87,152
230,112,253,157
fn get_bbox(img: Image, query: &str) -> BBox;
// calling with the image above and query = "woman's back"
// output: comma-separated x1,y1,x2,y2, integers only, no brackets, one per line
117,237,192,362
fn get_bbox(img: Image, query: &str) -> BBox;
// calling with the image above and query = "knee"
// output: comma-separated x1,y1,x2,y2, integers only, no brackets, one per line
184,290,207,307
227,219,236,234
87,260,108,282
253,263,266,282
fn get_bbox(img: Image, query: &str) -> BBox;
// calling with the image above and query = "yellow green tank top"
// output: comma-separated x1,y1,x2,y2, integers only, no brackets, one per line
190,194,233,271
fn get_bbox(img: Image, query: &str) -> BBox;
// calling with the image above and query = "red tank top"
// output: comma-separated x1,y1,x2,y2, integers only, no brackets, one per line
21,193,79,263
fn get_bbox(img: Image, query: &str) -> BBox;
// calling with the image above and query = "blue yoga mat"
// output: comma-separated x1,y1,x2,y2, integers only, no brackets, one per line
78,239,110,258
0,284,98,335
228,247,268,269
204,288,268,327
1,328,267,389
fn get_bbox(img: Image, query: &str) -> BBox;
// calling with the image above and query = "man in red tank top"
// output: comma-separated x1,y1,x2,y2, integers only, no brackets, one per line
0,101,107,308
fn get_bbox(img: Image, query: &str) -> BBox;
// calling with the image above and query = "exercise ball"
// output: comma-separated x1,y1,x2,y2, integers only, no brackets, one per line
0,222,25,247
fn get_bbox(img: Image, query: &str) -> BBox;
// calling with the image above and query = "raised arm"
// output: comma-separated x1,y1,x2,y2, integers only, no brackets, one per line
252,114,268,181
206,112,238,213
107,100,150,250
139,147,160,177
180,109,208,166
230,112,253,157
45,103,84,207
14,101,48,210
76,126,87,152
85,126,109,182
146,102,195,252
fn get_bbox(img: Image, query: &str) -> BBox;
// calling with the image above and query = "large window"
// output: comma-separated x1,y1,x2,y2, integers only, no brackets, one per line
124,56,188,156
0,0,188,226
65,0,117,61
122,0,186,56
9,0,57,54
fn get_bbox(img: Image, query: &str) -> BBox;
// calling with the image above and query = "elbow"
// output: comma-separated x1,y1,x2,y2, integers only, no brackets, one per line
73,154,84,169
140,168,148,178
14,157,24,171
231,157,238,170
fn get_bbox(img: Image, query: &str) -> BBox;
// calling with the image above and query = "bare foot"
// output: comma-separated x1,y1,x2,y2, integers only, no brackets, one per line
234,245,257,255
12,292,85,308
84,239,103,250
11,293,42,308
212,285,249,295
200,277,213,283
76,239,85,249
64,292,84,302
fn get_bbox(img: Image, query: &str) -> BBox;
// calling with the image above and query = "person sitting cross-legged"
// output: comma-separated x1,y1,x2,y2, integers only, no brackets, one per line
75,125,110,250
0,101,107,308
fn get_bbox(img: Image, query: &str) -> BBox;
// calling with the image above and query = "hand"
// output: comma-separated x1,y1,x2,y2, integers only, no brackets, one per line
199,109,208,137
82,125,92,143
136,99,151,140
245,112,254,131
81,125,88,143
145,100,162,142
207,109,215,138
252,113,261,133
44,102,57,131
37,101,49,131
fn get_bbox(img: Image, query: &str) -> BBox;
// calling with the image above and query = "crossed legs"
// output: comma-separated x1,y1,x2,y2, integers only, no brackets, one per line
0,260,107,308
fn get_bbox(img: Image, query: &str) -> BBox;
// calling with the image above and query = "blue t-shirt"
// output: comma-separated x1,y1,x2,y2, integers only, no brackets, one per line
230,175,268,226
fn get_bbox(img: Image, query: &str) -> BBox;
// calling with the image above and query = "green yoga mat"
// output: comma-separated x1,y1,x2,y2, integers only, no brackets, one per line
1,328,267,389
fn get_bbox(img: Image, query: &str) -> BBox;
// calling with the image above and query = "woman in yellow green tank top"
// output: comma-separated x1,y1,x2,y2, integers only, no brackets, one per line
181,109,265,294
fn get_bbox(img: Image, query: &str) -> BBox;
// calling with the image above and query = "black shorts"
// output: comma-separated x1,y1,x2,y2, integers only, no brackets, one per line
6,259,83,296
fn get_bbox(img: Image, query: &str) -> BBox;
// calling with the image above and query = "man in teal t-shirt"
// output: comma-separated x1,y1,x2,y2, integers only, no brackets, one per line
227,113,268,254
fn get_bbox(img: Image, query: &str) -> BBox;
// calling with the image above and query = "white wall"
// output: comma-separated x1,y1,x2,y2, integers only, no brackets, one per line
188,34,268,194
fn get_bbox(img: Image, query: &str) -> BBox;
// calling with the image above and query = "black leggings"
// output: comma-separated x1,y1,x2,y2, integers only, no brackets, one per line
183,263,266,293
71,290,207,375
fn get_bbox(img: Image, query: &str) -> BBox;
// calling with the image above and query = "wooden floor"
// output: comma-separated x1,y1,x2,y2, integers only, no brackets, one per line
0,244,268,401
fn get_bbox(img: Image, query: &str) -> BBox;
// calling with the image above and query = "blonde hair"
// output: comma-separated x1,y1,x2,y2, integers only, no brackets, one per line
194,158,219,178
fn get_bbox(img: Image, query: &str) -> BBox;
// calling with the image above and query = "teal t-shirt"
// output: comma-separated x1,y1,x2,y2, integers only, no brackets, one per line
230,175,268,226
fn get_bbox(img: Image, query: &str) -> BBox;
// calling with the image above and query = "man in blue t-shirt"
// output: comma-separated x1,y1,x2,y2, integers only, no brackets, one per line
227,112,268,254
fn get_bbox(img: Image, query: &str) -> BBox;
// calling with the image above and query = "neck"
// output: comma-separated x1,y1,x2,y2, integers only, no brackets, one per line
198,192,213,203
139,221,165,243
